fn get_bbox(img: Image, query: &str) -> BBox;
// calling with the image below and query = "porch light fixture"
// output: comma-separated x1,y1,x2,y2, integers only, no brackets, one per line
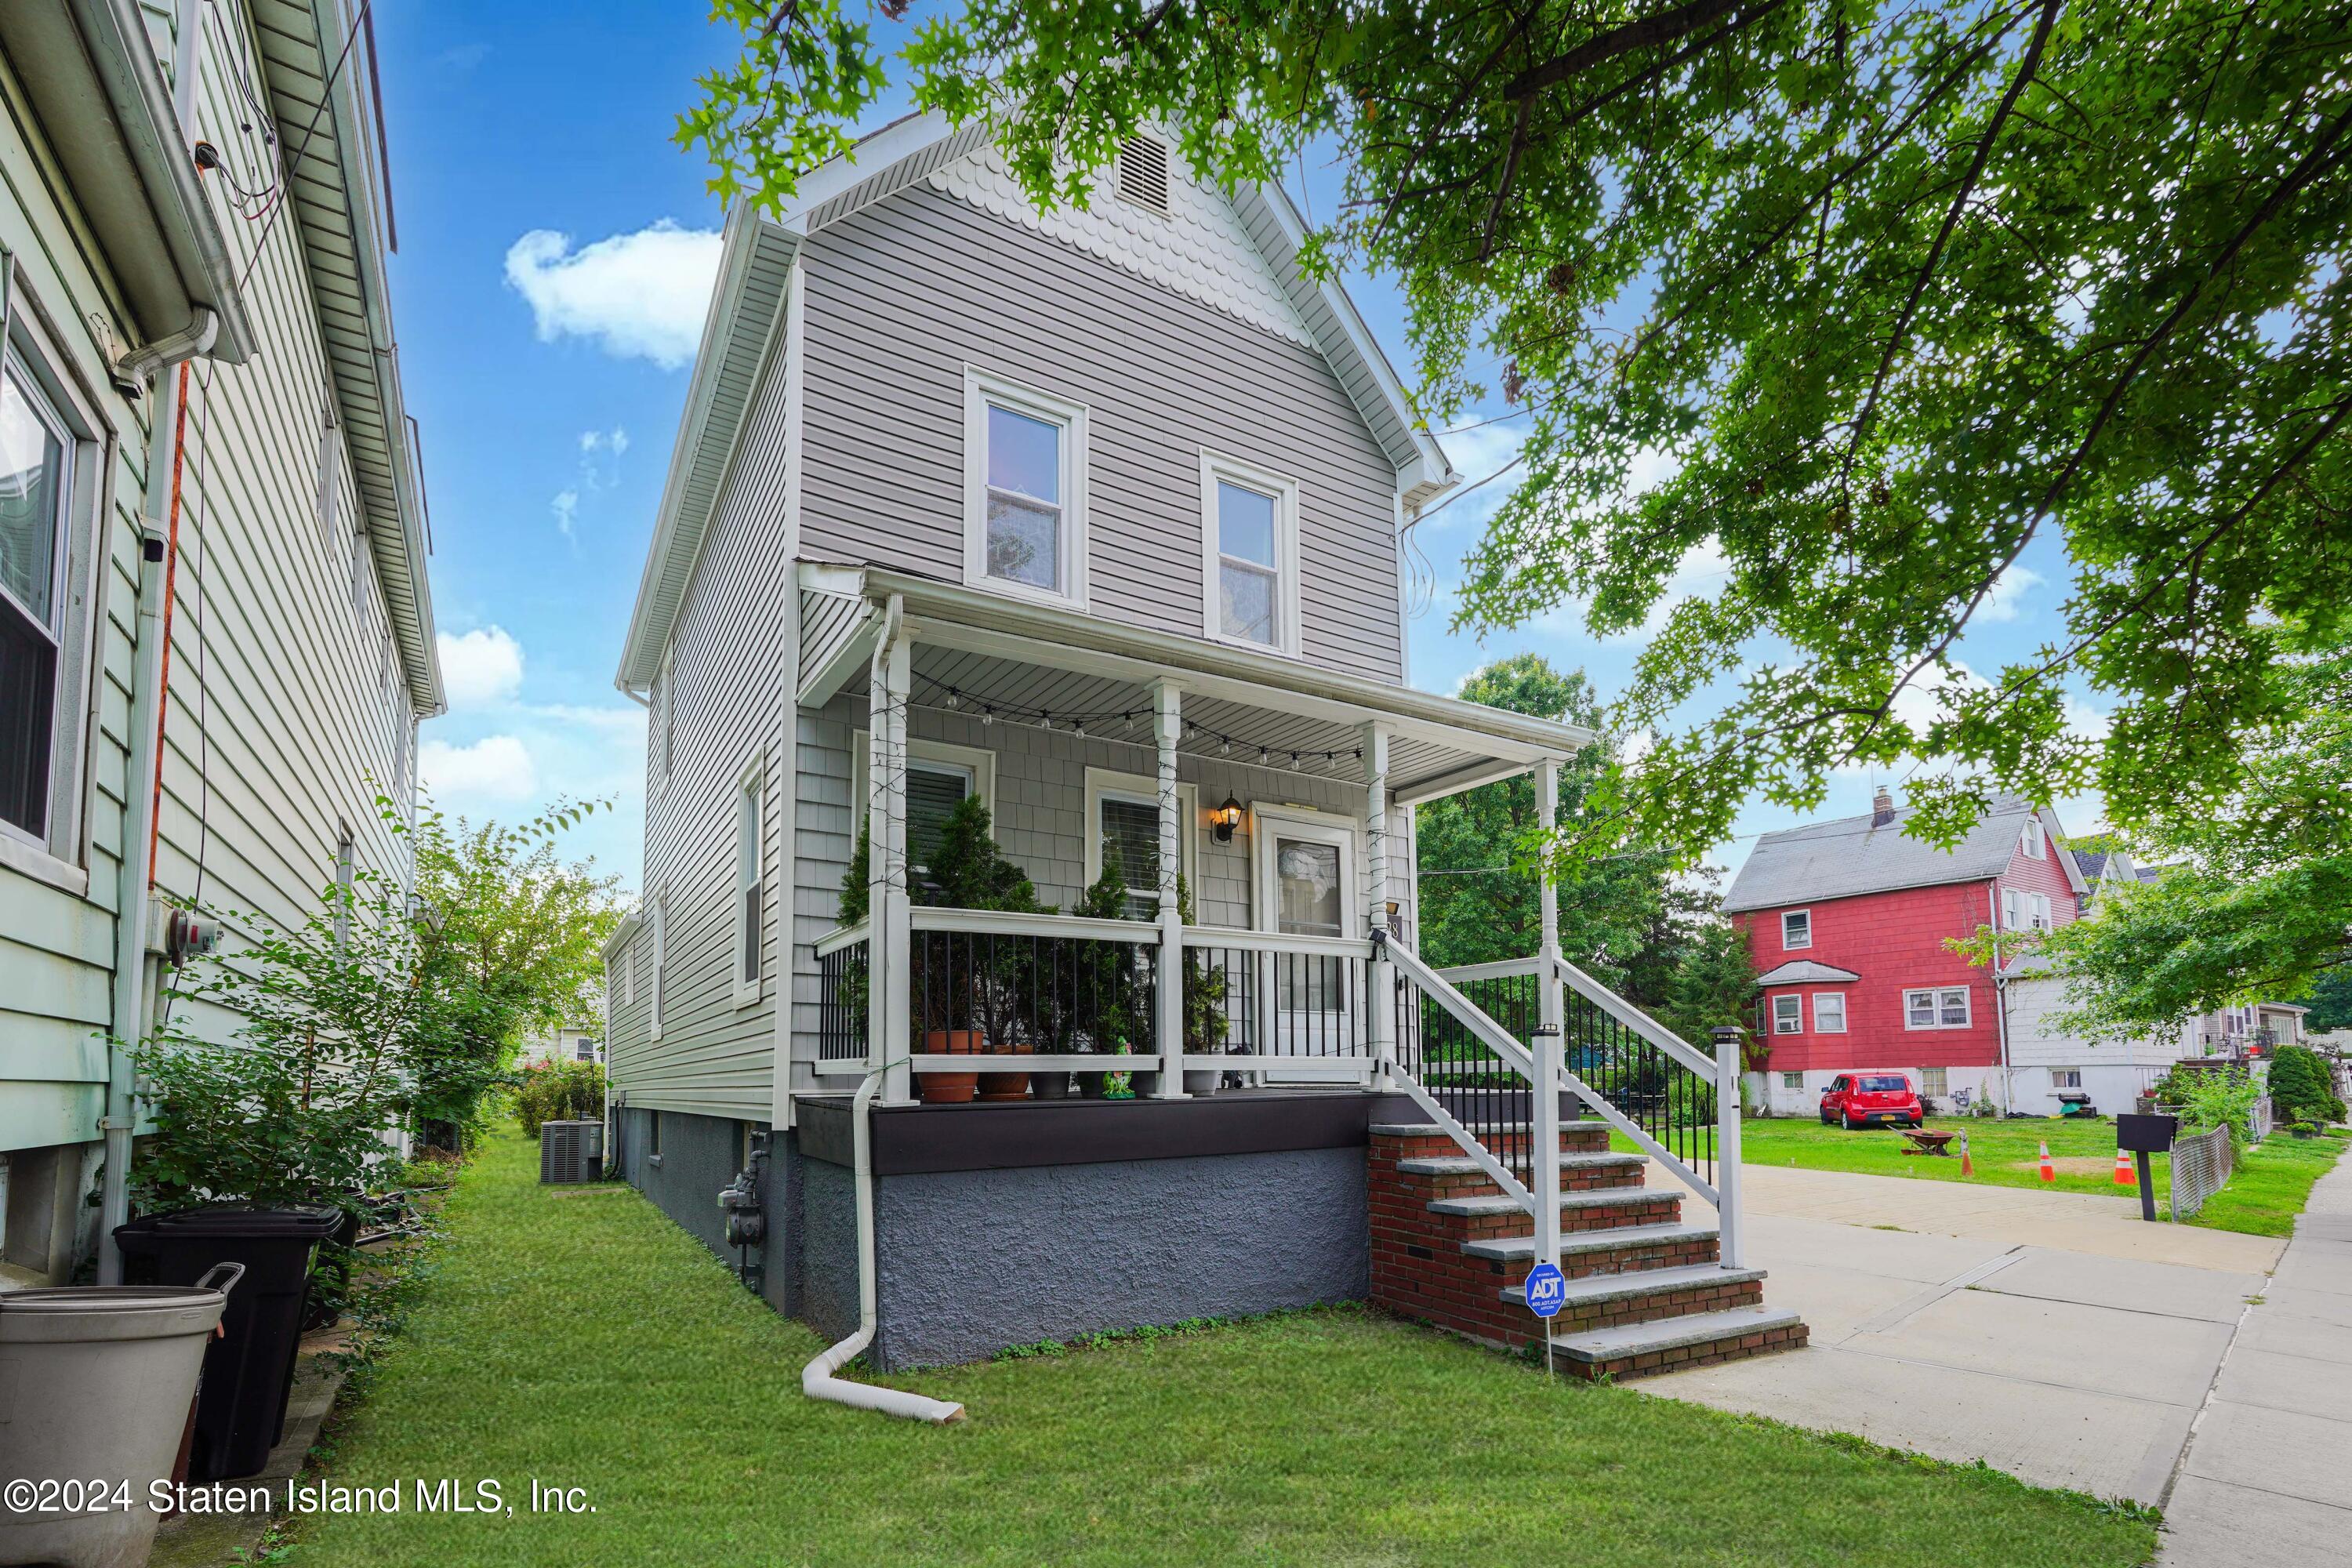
1210,796,1243,843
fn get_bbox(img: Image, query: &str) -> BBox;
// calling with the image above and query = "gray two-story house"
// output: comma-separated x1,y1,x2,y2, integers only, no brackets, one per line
603,113,1796,1388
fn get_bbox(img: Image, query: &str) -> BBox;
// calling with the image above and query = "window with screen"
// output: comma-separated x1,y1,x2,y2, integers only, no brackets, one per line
1813,993,1847,1033
1772,994,1802,1033
1201,455,1298,654
0,351,71,845
1780,909,1810,949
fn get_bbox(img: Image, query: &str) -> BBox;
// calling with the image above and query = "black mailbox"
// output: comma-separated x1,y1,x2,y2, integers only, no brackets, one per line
2117,1112,2178,1153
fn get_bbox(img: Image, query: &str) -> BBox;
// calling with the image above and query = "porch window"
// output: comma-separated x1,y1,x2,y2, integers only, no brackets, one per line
1780,909,1810,949
1772,994,1802,1033
964,368,1087,608
0,349,71,846
1200,453,1300,655
1084,768,1196,916
1813,993,1847,1033
852,734,997,879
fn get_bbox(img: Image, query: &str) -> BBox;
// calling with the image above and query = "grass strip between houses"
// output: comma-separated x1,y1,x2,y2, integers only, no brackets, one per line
278,1127,2158,1567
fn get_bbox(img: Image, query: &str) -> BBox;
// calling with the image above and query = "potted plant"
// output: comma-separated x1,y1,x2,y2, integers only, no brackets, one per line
916,797,1048,1102
1067,848,1149,1095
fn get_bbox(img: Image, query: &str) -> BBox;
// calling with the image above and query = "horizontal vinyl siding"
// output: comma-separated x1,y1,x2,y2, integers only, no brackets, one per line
620,303,795,1120
799,186,1404,682
1,5,416,1151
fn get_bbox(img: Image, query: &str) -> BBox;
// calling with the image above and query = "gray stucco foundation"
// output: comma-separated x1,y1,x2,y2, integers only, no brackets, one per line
624,1091,1389,1370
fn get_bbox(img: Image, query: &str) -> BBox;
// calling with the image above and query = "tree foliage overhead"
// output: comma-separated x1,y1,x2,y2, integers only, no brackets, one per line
686,0,2352,869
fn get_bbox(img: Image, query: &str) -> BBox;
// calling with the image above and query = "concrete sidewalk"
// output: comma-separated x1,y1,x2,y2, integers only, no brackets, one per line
2157,1155,2352,1566
1640,1162,2286,1508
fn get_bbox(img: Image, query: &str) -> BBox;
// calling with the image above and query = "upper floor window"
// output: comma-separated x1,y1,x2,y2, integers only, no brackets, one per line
1200,453,1300,655
1904,986,1971,1029
2022,817,2045,858
2029,892,2052,931
0,349,72,848
2003,887,2020,929
1771,994,1802,1033
964,368,1087,609
735,759,764,1006
1813,993,1847,1033
1780,909,1811,950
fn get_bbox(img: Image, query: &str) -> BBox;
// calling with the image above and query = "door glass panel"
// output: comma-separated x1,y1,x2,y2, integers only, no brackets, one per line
1276,838,1342,1012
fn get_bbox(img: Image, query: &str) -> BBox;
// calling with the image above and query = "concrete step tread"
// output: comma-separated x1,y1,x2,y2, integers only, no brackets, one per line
1462,1222,1719,1261
1428,1189,1680,1217
1545,1305,1803,1363
1372,1121,1606,1140
1396,1152,1645,1177
1501,1263,1768,1308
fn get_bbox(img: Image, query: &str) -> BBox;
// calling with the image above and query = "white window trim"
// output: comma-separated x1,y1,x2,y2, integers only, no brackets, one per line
1812,992,1848,1033
1780,1071,1804,1089
1083,766,1197,909
2031,892,2052,932
851,732,998,858
649,892,666,1043
2052,1068,2082,1090
1771,993,1802,1033
963,367,1089,611
1780,908,1811,950
2002,887,2020,930
1904,985,1972,1029
733,757,764,1009
2023,817,2045,858
1198,450,1302,657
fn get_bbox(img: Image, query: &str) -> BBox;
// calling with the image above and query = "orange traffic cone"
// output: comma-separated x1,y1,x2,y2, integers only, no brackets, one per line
2038,1142,2056,1184
1958,1132,1973,1178
2114,1147,2137,1187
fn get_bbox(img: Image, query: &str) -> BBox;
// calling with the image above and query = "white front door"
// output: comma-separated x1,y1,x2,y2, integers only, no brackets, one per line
1252,808,1360,1078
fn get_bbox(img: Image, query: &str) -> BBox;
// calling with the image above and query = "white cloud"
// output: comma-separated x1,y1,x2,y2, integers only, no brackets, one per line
419,735,538,801
504,221,721,369
551,489,579,539
436,626,524,708
579,426,629,456
609,427,630,456
1980,564,2045,622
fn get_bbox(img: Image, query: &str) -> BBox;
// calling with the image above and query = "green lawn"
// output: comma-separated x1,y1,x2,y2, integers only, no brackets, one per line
283,1129,2157,1567
1711,1116,2345,1237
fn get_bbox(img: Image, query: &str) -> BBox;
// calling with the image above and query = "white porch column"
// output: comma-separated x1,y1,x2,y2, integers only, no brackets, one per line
1152,680,1185,1098
1531,757,1565,1270
1713,1026,1745,1270
1363,722,1396,1090
869,604,913,1105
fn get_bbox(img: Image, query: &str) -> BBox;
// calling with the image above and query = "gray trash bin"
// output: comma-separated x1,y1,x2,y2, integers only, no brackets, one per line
0,1265,239,1568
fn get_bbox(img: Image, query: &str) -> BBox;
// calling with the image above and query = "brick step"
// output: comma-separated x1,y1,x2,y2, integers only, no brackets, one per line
1499,1263,1766,1337
1422,1188,1684,1238
1544,1305,1809,1381
1370,1122,1611,1155
1462,1221,1720,1269
1395,1152,1646,1186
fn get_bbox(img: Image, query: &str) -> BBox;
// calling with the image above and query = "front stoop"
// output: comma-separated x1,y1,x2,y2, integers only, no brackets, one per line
1367,1123,1808,1380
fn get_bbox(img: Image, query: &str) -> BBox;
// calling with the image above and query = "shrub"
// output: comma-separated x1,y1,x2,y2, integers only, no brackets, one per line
2267,1044,2346,1124
515,1059,606,1137
2173,1065,2264,1149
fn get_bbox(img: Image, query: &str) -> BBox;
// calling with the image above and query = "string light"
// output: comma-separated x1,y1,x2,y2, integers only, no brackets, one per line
915,676,1374,768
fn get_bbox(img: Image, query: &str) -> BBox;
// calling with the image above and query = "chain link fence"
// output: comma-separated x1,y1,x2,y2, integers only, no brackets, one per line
2169,1123,2236,1221
2249,1094,2274,1145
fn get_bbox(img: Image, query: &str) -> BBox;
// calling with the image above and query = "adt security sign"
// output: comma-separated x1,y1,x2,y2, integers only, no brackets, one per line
1523,1261,1566,1319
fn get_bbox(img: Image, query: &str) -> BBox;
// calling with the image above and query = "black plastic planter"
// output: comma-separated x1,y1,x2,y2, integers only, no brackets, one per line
114,1204,343,1481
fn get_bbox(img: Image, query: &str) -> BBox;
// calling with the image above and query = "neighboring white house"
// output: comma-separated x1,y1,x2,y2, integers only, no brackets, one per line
0,0,441,1287
518,1024,604,1069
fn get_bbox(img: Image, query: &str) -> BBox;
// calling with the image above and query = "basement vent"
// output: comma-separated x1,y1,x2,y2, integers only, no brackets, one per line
539,1119,605,1185
1116,134,1171,216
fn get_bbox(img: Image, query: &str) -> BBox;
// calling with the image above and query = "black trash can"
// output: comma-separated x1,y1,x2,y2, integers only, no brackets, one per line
114,1205,343,1481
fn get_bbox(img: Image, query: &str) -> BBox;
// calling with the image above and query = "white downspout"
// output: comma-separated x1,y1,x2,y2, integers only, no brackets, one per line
800,1062,964,1424
1989,884,2013,1114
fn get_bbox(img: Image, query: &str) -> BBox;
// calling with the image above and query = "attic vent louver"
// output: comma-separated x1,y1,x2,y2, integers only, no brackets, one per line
1116,133,1171,215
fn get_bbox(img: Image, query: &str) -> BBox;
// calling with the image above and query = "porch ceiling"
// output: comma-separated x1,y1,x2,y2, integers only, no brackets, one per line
904,639,1529,802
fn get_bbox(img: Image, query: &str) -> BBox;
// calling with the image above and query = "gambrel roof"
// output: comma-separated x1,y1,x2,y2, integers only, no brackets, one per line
616,111,1454,692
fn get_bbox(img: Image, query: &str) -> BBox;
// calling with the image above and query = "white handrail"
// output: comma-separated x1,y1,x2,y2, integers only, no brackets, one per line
1434,956,1544,984
815,922,871,958
1548,953,1719,1082
1178,927,1374,961
908,906,1161,945
1388,942,1537,1079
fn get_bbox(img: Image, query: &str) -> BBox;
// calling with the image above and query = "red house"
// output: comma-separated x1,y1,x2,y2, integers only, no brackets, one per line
1722,789,2085,1116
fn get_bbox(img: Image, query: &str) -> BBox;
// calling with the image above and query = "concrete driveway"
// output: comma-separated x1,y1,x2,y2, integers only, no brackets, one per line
1647,1163,2285,1508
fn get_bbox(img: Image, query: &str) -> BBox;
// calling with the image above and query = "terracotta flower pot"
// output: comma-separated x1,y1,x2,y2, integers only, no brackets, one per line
978,1041,1034,1102
916,1029,984,1104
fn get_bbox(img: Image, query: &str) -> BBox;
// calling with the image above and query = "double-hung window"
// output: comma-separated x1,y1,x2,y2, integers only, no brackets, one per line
964,368,1087,608
1780,909,1811,950
2003,887,2021,929
1200,454,1300,654
1904,986,1971,1028
1084,768,1196,917
1771,994,1802,1033
852,734,996,880
2022,817,2045,858
735,761,764,1006
1813,993,1848,1033
2030,893,2052,931
0,346,75,851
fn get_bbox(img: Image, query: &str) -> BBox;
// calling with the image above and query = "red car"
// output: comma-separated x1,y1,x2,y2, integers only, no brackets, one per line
1820,1073,1926,1130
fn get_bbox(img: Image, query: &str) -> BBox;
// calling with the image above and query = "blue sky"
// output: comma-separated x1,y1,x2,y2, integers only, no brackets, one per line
382,4,2105,896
